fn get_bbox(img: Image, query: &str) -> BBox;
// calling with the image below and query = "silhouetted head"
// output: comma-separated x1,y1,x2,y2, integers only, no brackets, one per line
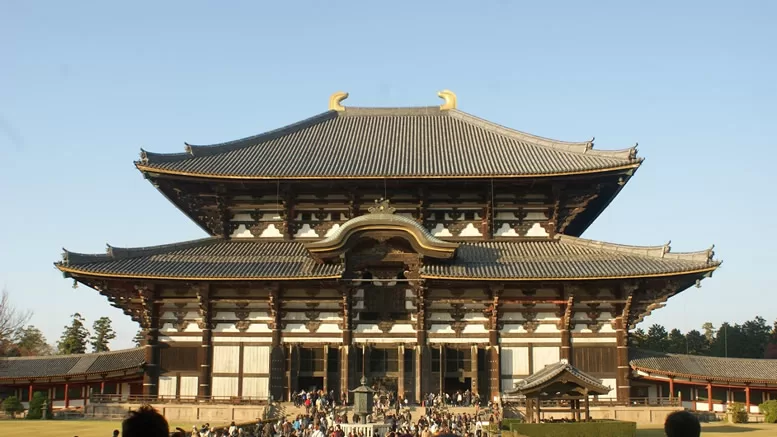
664,410,700,437
122,405,169,437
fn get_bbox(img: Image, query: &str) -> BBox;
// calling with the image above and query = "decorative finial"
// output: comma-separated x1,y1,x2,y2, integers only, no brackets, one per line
438,89,457,110
139,149,149,164
72,279,78,289
329,91,349,111
360,376,368,386
662,241,671,257
368,198,396,214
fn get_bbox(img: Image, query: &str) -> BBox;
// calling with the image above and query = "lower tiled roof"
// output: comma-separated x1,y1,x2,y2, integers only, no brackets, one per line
629,350,777,384
507,359,610,395
57,235,718,281
0,348,145,381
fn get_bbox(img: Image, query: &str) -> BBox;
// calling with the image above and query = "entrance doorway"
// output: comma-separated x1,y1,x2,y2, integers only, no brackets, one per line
444,377,472,404
297,376,324,392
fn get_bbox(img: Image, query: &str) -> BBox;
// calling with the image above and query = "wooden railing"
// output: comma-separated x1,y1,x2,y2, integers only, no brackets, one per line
501,396,680,408
90,394,270,405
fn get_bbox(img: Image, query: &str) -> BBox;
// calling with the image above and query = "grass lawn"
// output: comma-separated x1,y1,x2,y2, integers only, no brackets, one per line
0,420,225,437
636,422,776,436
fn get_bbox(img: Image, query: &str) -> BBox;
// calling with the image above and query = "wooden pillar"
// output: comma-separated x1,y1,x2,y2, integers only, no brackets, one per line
28,384,33,403
560,293,574,362
488,286,502,402
669,377,675,400
341,287,353,345
745,386,751,412
489,347,500,403
100,380,105,395
139,286,160,397
323,344,329,392
584,391,590,421
439,344,445,397
398,344,405,399
197,285,213,398
270,286,282,347
340,346,349,404
614,316,630,402
471,345,478,396
707,383,713,411
64,382,70,408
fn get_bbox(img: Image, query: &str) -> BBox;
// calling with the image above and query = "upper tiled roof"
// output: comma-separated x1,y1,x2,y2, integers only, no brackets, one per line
630,350,777,384
56,234,718,281
0,348,145,381
507,359,610,395
137,105,640,179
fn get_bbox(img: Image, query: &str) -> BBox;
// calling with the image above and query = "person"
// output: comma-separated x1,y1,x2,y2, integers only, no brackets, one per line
121,405,169,437
112,430,120,437
664,410,701,437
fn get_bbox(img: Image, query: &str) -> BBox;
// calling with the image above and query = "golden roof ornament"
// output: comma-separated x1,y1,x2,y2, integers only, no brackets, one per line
368,198,396,214
329,91,349,111
438,89,457,110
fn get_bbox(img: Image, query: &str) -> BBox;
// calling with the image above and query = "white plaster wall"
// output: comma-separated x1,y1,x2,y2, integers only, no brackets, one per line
242,377,270,398
571,337,617,344
243,346,271,374
430,224,453,237
462,324,488,334
494,223,520,237
525,223,549,237
532,346,560,373
213,337,271,344
501,347,530,376
260,224,283,238
212,377,239,397
159,376,177,397
459,223,483,237
282,337,342,343
354,337,416,344
499,337,560,344
180,376,198,397
502,379,520,391
213,346,240,373
325,224,341,237
231,224,254,238
428,337,488,344
294,224,319,238
600,378,617,398
159,335,201,343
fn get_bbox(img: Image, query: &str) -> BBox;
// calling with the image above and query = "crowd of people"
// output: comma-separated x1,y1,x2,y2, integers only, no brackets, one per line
117,403,703,437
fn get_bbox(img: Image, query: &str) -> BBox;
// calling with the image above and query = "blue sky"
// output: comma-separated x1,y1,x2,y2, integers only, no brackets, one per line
1,1,775,350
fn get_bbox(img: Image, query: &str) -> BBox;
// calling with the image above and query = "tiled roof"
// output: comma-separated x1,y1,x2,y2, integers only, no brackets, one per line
422,235,718,280
59,238,343,280
629,350,777,384
137,106,640,179
506,360,610,395
56,235,718,281
0,348,145,381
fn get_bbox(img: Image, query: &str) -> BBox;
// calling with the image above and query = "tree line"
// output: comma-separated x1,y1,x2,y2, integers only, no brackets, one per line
630,316,777,359
0,289,116,356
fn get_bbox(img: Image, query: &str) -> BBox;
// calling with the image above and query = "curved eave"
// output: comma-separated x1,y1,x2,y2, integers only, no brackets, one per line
631,365,777,386
305,217,459,260
135,162,643,181
56,264,343,282
421,264,720,281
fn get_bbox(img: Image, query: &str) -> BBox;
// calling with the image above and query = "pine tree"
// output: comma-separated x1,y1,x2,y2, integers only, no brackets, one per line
666,328,687,353
13,325,52,356
90,317,116,353
133,330,145,347
57,313,89,355
702,322,716,343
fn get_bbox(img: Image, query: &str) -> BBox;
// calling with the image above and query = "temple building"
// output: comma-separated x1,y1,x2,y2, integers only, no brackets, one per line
21,91,728,406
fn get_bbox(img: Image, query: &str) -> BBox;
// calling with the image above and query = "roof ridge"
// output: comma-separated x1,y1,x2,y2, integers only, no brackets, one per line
0,347,147,361
61,238,222,266
448,109,638,162
138,111,338,164
557,235,717,264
